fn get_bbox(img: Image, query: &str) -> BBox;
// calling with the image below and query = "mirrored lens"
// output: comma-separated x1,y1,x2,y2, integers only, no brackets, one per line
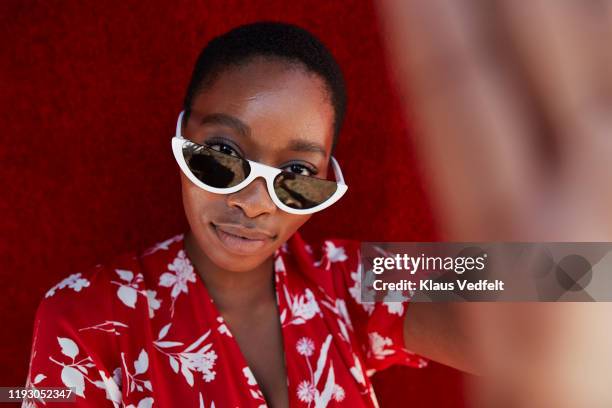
182,141,250,188
273,171,338,209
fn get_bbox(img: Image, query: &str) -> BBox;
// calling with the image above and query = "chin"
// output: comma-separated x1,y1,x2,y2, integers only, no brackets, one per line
213,252,267,273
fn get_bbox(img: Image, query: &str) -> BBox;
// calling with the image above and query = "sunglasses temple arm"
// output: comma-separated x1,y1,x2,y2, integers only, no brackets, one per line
330,156,346,185
176,111,185,138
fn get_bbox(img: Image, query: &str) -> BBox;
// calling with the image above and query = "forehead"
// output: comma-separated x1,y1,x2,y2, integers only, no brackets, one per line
190,58,335,159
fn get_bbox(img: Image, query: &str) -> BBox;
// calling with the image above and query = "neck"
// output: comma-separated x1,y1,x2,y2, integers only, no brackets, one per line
184,230,276,314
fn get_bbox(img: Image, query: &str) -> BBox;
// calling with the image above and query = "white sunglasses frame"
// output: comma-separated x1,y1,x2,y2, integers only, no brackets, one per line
171,111,348,215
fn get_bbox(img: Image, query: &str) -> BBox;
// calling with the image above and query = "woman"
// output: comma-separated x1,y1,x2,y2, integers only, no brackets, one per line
23,22,468,407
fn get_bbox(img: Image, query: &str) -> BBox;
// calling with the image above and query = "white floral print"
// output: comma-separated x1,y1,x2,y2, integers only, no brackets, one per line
368,332,395,359
294,335,342,407
350,353,367,386
22,369,48,406
111,269,161,317
120,349,153,394
158,250,196,316
280,287,322,327
145,289,161,318
333,384,346,402
324,241,348,263
111,367,122,390
242,367,266,407
79,320,128,336
97,369,122,406
296,337,315,357
153,323,218,386
297,380,316,403
320,296,354,343
48,336,119,405
45,273,90,298
314,241,349,269
275,256,286,273
142,233,184,256
199,392,217,408
383,300,404,316
349,264,375,315
216,316,232,337
125,397,154,408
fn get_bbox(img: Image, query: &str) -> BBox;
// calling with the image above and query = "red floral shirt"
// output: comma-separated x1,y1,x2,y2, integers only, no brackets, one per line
23,232,427,407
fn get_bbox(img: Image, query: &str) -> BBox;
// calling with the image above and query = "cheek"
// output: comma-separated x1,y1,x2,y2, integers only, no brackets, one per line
180,174,219,225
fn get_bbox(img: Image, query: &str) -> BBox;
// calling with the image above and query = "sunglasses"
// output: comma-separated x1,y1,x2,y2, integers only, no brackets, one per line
171,111,348,215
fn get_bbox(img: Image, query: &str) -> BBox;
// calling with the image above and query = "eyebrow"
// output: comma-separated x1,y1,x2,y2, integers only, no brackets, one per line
200,113,251,139
288,139,327,158
200,112,327,158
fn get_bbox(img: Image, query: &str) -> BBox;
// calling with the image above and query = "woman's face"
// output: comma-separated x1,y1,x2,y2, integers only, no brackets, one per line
181,57,335,272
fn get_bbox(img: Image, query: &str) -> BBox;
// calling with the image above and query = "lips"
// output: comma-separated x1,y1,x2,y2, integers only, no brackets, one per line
211,222,274,255
213,223,274,240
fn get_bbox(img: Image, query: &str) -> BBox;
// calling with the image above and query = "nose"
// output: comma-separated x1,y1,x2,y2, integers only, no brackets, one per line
226,177,276,218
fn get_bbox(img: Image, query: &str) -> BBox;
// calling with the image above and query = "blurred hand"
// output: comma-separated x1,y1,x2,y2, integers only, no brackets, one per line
377,1,612,406
378,0,612,242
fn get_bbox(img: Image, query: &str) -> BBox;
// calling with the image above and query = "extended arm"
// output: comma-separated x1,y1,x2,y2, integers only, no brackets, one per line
403,302,480,375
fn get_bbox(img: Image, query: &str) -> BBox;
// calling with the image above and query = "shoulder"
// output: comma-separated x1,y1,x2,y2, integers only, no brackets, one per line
36,258,127,333
37,233,187,324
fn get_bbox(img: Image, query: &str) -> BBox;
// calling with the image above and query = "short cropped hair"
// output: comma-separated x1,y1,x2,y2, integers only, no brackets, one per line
182,21,347,152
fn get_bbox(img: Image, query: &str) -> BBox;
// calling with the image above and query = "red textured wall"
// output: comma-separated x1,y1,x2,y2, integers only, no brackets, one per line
0,1,465,406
